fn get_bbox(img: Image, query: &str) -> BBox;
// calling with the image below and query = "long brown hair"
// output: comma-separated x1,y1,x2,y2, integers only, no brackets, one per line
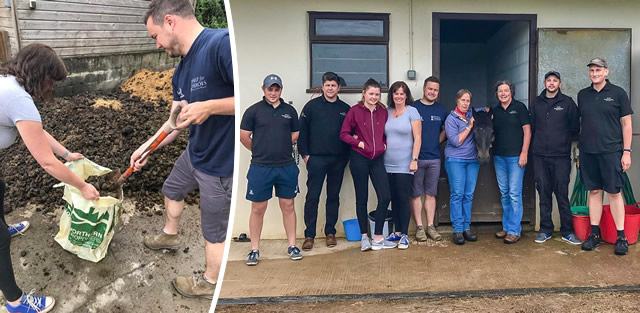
0,44,67,100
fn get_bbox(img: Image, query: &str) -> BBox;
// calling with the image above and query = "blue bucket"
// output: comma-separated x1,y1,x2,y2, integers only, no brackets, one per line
342,219,360,241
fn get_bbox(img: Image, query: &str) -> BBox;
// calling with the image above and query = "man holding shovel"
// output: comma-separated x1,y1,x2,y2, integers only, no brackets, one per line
129,0,234,299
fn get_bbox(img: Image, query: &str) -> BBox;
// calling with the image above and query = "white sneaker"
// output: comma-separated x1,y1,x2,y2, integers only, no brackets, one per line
360,237,372,251
372,238,397,250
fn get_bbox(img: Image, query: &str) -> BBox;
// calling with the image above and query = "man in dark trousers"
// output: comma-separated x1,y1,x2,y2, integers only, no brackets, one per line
530,71,581,245
578,57,633,255
298,72,350,251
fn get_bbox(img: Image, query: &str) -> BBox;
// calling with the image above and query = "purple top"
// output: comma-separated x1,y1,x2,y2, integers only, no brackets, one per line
444,110,477,160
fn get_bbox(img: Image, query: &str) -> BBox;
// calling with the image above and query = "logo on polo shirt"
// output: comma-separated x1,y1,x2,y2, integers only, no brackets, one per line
301,112,307,118
177,88,185,99
340,112,347,116
281,113,292,119
191,76,207,92
604,97,614,102
554,106,564,111
431,116,442,121
249,190,254,195
509,110,518,115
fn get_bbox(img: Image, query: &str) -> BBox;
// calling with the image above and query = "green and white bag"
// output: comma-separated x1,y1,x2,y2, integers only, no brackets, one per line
54,158,123,263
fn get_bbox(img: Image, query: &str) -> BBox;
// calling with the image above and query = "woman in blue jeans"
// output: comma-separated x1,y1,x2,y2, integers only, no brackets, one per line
491,80,531,244
444,89,479,245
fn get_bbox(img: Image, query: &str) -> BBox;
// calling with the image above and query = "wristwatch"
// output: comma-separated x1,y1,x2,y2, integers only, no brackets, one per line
623,148,632,153
412,158,418,161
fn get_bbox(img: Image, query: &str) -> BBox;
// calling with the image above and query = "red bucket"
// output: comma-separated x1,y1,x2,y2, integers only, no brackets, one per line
600,204,640,244
572,214,591,241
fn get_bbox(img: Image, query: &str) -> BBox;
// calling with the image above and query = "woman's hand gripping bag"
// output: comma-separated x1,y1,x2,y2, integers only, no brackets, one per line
54,158,123,262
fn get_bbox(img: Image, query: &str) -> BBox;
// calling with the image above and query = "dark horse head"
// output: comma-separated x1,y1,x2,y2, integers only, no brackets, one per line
472,109,493,164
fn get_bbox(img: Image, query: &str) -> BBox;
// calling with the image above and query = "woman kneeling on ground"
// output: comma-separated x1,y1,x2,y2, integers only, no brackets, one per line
340,78,395,251
0,44,99,313
383,81,421,249
444,89,480,245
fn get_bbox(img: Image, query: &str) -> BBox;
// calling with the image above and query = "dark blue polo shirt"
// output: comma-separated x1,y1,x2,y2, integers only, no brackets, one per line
172,28,234,177
411,100,447,160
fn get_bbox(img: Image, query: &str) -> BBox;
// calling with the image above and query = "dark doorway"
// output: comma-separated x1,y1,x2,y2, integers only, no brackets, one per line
432,13,537,225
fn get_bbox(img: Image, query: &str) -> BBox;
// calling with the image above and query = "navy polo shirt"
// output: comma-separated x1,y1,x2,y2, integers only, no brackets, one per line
411,100,447,160
577,80,633,154
492,100,531,156
172,28,234,177
240,98,299,167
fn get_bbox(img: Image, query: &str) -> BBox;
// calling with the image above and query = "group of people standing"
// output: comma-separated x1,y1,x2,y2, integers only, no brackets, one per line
240,55,633,266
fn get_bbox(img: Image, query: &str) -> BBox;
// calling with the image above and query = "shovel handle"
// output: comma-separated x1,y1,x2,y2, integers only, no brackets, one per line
119,130,170,183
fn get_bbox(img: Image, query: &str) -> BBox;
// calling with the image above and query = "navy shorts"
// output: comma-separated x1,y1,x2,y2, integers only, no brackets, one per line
579,151,624,194
246,163,299,202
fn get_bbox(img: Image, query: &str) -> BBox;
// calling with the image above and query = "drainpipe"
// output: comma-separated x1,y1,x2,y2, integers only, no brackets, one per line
409,0,414,72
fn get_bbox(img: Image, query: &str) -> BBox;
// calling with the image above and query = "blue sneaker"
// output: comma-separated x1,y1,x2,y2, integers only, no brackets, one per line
534,232,551,243
8,221,30,237
386,232,402,242
6,290,55,313
562,233,582,245
397,234,409,250
287,245,303,260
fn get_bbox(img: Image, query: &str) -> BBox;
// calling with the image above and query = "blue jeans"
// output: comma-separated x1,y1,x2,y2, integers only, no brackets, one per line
494,155,526,236
445,157,480,233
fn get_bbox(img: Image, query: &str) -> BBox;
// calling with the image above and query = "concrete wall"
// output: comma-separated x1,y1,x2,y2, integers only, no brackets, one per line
231,0,640,239
55,50,178,96
486,21,530,106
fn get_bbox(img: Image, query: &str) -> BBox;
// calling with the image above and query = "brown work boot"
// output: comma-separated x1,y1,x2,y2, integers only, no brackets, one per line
415,225,428,242
504,234,520,244
172,274,215,299
495,230,507,239
144,231,180,250
426,225,442,241
326,234,337,247
302,237,314,251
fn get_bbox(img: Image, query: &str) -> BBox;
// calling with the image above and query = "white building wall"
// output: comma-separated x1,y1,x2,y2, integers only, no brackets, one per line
230,0,640,239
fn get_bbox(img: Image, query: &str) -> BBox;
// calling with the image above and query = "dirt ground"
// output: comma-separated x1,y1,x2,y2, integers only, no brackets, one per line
216,291,640,313
0,70,213,312
0,68,196,213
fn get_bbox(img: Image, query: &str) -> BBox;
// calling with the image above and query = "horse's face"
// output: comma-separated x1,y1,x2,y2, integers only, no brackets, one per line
472,110,493,164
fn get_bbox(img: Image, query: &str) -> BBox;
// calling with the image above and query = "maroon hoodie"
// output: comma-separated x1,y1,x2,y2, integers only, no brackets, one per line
340,102,387,159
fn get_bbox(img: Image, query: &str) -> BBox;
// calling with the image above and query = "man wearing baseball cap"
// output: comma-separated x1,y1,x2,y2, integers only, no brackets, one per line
530,71,581,245
240,74,303,265
578,57,633,255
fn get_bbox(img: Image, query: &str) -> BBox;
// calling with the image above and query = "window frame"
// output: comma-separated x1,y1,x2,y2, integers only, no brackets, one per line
307,11,390,93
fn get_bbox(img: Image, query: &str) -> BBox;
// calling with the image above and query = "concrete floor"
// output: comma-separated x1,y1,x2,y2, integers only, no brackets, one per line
219,228,640,304
1,200,214,313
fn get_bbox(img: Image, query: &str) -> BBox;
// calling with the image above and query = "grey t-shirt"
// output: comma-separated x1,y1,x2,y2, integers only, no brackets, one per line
384,106,421,174
0,75,42,149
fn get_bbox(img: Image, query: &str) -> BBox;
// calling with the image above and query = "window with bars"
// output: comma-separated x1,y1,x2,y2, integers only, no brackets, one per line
308,12,389,92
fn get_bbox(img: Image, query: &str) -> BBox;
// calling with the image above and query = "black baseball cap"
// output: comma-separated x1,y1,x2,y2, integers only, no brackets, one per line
544,71,561,81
